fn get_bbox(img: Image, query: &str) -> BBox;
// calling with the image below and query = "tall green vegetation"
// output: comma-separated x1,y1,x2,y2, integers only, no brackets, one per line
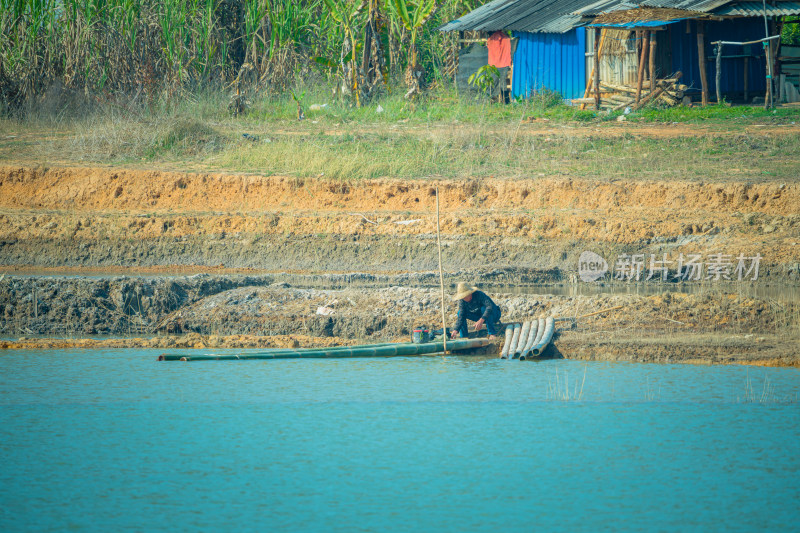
0,0,479,114
782,16,800,45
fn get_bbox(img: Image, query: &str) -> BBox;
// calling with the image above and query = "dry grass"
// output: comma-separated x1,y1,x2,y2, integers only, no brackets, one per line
7,109,798,185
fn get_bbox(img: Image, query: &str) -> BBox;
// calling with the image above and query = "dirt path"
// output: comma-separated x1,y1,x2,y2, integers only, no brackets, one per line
267,121,800,139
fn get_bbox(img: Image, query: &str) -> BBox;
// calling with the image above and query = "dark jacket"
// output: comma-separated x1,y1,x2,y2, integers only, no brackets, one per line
453,290,500,332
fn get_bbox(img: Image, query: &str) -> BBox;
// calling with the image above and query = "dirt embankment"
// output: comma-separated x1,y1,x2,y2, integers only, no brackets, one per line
1,274,797,365
0,165,798,279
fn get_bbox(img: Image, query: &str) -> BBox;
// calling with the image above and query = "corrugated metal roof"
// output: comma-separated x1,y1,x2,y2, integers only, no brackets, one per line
439,0,593,33
589,18,689,26
638,0,732,11
575,0,731,15
441,0,796,35
574,0,640,16
713,1,800,16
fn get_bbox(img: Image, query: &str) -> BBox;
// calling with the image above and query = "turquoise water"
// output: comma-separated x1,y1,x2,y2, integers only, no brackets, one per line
1,350,799,532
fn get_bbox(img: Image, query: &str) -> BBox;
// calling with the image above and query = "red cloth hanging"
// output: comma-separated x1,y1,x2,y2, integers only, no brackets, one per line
487,31,511,68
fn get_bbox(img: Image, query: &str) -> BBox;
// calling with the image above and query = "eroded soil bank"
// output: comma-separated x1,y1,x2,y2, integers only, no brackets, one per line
0,165,797,365
1,274,797,366
1,166,798,279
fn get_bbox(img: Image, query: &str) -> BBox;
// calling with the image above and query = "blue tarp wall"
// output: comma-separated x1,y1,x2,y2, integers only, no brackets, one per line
511,28,587,100
669,18,767,96
511,19,767,101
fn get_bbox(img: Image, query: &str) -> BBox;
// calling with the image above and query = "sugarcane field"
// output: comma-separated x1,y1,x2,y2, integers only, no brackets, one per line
1,1,800,531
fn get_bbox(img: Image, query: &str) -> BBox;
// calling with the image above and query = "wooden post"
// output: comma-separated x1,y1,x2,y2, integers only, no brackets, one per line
744,55,749,102
649,30,657,94
636,30,650,104
697,21,709,106
715,42,723,104
581,29,606,110
436,187,447,354
776,19,784,103
764,40,772,108
594,29,601,110
769,17,783,105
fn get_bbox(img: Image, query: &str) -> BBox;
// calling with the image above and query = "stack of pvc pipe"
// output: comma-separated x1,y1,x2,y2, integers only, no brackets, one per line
501,323,521,359
500,324,515,359
520,317,555,360
519,318,541,359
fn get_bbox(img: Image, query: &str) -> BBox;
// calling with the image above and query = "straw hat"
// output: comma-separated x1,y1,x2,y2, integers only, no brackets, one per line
452,282,478,301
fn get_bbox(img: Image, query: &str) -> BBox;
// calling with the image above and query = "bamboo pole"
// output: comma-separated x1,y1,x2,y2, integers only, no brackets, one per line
594,29,601,110
775,19,784,103
579,305,624,319
764,39,772,108
636,31,650,105
581,28,606,110
697,21,709,106
762,0,773,108
158,338,492,361
716,42,723,104
711,36,779,46
436,187,447,354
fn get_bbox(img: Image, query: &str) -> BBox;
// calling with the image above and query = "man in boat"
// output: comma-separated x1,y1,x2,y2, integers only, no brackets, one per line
450,282,502,341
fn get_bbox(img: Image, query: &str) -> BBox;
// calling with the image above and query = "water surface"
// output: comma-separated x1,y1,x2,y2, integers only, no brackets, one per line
1,350,798,532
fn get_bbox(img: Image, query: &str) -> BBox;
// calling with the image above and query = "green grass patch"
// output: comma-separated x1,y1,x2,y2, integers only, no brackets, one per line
634,103,800,124
2,86,800,182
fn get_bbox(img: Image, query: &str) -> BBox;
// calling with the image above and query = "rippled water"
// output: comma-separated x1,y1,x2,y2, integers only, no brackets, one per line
1,350,799,532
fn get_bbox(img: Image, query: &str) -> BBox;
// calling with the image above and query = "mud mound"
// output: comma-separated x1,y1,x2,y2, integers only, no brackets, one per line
3,274,796,341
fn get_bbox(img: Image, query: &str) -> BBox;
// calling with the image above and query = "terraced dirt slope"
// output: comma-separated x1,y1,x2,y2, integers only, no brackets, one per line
1,166,798,280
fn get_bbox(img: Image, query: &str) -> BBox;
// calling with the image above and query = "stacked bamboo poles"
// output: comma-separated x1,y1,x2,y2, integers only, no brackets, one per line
158,338,491,361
